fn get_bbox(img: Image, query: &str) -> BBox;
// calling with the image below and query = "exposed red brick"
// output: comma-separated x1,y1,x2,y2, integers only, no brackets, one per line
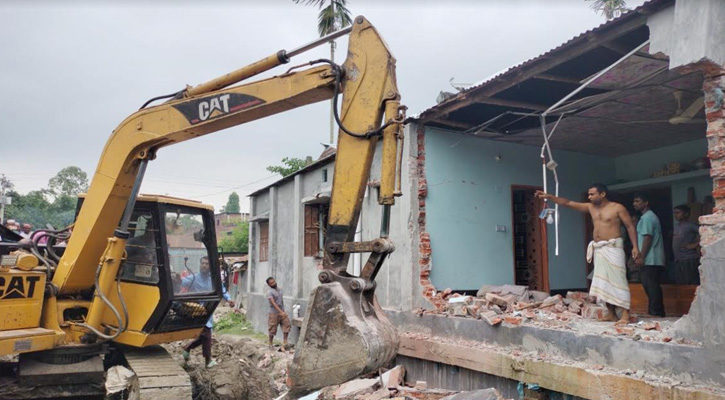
504,316,522,326
615,326,635,336
566,291,589,301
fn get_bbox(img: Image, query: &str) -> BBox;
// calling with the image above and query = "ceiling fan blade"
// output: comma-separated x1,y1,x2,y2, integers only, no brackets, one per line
681,96,704,119
670,116,706,125
615,120,670,124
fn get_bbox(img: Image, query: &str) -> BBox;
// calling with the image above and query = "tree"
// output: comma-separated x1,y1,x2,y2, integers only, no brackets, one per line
266,156,313,177
218,220,249,253
48,166,89,199
0,174,14,224
293,0,353,143
586,0,628,20
224,192,241,213
3,166,88,229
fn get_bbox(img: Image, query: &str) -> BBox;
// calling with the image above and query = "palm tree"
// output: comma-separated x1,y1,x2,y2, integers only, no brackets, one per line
587,0,629,20
294,0,353,144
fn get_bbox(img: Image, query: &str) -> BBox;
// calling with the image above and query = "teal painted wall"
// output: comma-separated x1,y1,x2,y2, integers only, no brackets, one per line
612,138,710,223
425,128,615,291
614,139,707,182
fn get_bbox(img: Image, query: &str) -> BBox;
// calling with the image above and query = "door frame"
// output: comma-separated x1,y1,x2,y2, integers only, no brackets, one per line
510,185,550,292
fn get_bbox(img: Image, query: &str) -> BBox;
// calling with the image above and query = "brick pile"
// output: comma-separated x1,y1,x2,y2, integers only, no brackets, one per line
434,285,612,326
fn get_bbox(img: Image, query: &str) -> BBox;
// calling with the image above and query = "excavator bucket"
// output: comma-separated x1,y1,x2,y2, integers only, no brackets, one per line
287,281,399,395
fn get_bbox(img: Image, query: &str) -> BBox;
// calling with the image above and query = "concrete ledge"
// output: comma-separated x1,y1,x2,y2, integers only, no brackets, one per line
398,333,725,400
388,310,725,387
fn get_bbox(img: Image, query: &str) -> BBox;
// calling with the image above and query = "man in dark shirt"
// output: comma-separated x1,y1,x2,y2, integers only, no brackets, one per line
672,205,700,285
266,277,290,350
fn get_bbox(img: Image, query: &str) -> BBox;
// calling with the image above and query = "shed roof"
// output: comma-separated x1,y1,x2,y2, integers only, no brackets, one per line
411,0,705,157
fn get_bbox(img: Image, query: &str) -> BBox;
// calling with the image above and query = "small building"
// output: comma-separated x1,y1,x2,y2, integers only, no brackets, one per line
214,212,249,244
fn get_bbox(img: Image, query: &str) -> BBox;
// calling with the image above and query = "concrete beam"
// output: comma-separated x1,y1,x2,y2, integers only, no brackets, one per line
398,333,725,400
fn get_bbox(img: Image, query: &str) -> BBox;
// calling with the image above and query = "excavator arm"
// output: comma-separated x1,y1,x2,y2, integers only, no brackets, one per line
47,16,403,392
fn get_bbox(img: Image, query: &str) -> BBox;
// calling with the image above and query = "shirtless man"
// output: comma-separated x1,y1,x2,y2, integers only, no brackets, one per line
536,183,639,324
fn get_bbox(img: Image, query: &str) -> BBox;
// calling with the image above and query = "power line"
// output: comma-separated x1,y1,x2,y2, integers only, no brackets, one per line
191,174,279,198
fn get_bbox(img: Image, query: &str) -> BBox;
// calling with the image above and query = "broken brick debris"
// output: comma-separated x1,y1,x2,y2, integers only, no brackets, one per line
415,285,688,344
333,378,380,399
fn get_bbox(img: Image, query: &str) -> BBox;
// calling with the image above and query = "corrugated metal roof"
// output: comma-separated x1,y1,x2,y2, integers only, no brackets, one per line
412,0,673,121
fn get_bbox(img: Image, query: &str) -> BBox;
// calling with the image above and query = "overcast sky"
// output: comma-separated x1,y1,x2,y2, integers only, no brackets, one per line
0,0,646,213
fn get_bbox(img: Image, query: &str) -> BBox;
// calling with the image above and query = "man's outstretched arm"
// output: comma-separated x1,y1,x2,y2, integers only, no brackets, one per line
535,190,590,213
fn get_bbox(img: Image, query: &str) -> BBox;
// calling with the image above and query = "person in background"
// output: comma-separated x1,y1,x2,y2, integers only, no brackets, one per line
19,223,32,239
266,277,291,351
176,256,234,368
633,193,667,317
672,204,700,285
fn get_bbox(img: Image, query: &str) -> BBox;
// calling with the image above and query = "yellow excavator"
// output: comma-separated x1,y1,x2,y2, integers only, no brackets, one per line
0,16,403,398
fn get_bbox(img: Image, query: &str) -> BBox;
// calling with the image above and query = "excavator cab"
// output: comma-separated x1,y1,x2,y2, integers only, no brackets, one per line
75,194,224,345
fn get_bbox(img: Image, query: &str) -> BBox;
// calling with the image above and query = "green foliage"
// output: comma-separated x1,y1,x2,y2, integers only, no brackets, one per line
224,192,241,213
3,166,89,229
586,0,628,20
266,156,313,177
293,0,352,36
48,166,89,199
218,220,249,253
0,174,13,193
215,310,253,333
5,190,77,229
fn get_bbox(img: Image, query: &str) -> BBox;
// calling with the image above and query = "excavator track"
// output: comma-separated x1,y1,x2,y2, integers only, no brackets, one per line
124,345,192,400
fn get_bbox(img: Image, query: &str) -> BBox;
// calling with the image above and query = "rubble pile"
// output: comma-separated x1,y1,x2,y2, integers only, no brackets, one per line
296,365,510,400
163,307,292,400
417,285,695,344
435,284,611,325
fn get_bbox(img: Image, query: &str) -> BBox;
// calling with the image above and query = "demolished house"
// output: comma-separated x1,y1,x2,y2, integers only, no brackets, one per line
239,0,725,398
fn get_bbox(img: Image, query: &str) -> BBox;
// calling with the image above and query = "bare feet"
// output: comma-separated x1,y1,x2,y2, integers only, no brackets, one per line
614,310,631,326
598,313,618,322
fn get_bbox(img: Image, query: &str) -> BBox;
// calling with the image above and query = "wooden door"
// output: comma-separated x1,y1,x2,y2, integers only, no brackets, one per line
511,186,549,292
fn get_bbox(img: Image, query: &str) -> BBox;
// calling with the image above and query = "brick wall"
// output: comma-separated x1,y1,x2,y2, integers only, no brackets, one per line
672,62,725,346
416,127,447,310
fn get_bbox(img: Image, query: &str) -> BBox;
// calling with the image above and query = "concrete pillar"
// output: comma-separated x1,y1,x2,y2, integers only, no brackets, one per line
269,186,277,278
248,196,256,294
293,175,303,298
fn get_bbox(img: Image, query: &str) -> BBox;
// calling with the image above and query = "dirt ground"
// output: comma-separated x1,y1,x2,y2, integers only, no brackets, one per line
162,312,293,400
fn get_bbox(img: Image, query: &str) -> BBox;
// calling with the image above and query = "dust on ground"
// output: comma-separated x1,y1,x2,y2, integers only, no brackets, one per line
163,307,293,400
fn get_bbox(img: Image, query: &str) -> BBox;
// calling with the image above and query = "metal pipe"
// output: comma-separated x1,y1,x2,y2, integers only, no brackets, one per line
187,26,353,97
380,205,391,238
543,39,650,116
286,26,353,58
119,159,148,232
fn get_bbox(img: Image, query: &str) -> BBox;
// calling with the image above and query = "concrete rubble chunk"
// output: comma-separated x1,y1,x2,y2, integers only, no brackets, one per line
333,378,380,399
361,388,392,400
399,387,458,400
478,309,503,326
414,380,428,390
484,293,509,308
540,295,564,308
529,290,550,302
440,388,504,400
382,365,405,389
